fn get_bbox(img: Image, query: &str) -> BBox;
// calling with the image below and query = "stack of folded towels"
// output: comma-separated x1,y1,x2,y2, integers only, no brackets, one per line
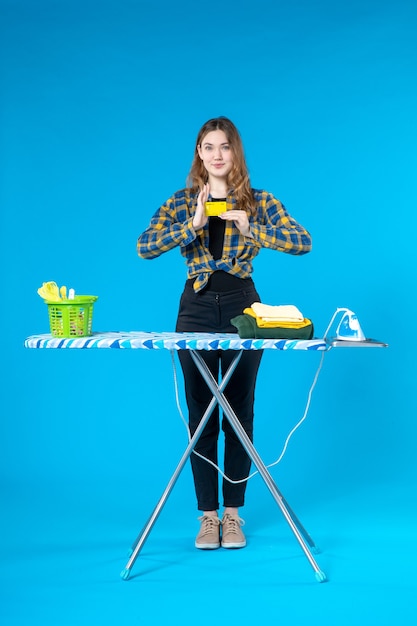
231,302,314,339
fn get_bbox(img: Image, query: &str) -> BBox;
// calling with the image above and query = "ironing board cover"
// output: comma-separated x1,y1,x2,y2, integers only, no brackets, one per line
24,331,328,351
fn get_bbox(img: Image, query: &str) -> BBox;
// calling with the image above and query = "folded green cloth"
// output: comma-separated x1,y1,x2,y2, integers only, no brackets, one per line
230,314,314,339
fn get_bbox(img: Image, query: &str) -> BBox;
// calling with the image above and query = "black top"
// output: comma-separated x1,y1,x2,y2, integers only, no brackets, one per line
208,215,226,260
205,198,254,292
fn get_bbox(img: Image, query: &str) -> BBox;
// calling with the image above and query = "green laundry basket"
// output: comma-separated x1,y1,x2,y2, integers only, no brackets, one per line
45,296,98,338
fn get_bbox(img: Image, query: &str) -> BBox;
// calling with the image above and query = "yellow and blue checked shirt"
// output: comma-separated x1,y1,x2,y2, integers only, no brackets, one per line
137,188,312,292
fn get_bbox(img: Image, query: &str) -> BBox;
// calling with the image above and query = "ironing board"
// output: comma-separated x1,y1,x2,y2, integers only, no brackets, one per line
25,331,387,583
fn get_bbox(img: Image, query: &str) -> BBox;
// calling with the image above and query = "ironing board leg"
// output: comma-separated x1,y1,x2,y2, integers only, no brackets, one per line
275,495,318,552
189,350,327,583
120,350,244,580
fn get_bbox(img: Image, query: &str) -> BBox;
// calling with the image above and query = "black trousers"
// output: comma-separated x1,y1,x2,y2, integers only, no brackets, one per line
175,280,263,511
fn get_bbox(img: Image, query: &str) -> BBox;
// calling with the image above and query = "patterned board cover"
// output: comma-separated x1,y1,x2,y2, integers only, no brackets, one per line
24,331,328,351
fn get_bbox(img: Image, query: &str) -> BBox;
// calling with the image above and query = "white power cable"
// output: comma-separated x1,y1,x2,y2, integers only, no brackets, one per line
170,349,326,485
170,350,192,438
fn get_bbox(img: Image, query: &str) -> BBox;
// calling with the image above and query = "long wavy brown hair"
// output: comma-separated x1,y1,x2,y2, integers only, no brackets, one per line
186,116,256,214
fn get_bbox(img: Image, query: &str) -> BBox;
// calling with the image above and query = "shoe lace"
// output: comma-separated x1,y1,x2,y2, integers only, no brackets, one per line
198,515,220,537
222,514,245,534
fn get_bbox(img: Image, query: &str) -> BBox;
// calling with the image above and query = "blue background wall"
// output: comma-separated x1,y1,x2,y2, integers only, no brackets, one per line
1,1,416,624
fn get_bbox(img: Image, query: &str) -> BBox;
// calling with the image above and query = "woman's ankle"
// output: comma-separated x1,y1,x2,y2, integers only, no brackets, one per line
223,507,239,517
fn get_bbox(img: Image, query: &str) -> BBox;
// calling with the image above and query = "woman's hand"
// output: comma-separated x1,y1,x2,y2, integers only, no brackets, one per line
193,183,210,230
220,210,252,237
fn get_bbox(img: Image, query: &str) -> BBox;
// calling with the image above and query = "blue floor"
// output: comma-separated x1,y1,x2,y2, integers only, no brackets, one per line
2,341,414,624
2,474,416,625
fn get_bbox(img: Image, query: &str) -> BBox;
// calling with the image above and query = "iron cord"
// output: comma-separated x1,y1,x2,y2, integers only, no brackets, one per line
170,349,326,485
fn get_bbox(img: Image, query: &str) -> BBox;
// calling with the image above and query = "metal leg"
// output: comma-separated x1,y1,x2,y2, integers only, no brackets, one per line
120,351,244,580
189,350,327,583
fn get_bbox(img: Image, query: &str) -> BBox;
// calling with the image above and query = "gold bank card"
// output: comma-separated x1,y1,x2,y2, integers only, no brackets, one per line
205,201,227,216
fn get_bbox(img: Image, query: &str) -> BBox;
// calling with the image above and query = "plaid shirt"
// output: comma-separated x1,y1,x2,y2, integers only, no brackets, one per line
137,188,312,292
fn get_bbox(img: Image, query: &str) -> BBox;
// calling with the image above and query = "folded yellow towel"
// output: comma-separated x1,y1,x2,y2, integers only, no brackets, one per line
250,302,304,323
244,307,311,329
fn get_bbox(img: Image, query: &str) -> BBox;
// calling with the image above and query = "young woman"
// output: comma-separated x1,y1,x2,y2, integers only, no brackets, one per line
137,116,312,550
